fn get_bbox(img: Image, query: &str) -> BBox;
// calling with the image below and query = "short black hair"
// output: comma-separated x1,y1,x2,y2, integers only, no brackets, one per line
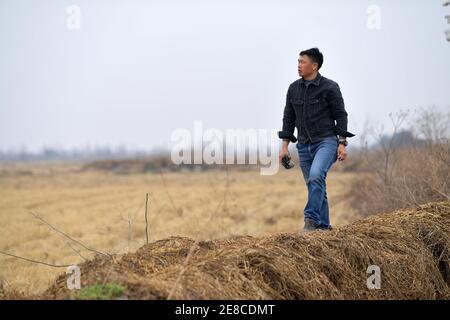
299,47,323,70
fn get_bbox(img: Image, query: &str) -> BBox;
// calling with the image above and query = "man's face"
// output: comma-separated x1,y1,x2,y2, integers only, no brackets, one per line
298,54,317,77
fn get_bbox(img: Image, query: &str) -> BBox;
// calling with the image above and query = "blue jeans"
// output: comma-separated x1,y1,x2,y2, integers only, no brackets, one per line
296,135,338,229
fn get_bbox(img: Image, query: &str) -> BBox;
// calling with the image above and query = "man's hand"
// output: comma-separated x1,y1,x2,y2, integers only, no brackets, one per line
279,140,291,163
337,144,347,161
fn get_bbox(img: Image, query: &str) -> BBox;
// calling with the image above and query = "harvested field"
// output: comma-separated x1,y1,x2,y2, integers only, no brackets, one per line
30,200,449,300
0,167,356,294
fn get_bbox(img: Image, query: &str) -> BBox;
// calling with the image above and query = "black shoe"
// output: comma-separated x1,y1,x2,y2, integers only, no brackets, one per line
317,225,333,231
302,218,319,233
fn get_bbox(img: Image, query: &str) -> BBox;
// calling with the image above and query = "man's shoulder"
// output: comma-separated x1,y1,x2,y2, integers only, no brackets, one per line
320,75,339,88
287,79,300,93
288,78,300,88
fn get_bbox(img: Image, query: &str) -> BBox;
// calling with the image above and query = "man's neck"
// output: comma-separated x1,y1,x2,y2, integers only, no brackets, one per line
303,71,318,81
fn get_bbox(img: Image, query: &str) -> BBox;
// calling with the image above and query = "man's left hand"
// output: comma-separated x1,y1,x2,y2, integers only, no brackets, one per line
337,144,347,161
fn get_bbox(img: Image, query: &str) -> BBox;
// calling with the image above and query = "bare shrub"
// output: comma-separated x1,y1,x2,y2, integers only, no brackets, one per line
348,106,450,216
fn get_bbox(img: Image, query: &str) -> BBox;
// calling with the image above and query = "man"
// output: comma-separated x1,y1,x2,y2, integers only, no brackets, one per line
278,48,355,233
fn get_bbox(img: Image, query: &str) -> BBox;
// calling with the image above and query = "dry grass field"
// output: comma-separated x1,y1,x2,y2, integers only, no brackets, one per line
41,200,450,300
0,162,357,295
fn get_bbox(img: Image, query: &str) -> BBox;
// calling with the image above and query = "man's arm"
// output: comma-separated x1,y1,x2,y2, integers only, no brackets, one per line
328,82,355,138
278,88,297,143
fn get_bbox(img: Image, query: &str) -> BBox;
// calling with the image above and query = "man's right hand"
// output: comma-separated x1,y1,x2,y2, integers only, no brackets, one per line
279,140,291,163
279,149,291,164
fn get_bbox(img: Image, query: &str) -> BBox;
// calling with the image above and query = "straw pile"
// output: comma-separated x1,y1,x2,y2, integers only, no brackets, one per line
39,200,450,299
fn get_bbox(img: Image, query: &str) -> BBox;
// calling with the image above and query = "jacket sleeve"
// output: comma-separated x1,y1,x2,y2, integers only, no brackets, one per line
329,82,355,138
278,88,298,143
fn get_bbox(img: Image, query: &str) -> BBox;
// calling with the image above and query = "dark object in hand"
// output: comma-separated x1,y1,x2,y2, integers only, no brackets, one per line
281,155,295,169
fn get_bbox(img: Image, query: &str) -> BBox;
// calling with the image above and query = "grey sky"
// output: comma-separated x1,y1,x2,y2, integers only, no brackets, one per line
1,0,449,152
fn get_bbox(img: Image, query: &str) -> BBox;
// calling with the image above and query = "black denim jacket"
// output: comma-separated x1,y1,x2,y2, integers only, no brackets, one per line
278,72,355,144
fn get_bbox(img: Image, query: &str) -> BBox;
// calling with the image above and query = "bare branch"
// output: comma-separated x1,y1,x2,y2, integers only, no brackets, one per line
65,240,88,261
0,250,71,268
145,193,149,245
158,170,180,215
29,211,112,259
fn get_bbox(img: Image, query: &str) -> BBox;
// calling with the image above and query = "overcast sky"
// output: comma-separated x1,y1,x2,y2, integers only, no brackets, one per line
1,0,449,152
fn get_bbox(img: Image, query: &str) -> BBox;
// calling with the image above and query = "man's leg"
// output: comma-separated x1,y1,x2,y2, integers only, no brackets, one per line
296,142,317,226
303,137,337,228
318,180,331,229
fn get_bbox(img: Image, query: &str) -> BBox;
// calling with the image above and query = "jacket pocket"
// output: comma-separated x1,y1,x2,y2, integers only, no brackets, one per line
290,98,304,105
290,98,303,115
307,97,322,120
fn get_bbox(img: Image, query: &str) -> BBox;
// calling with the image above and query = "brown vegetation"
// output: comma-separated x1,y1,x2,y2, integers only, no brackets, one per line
30,200,450,300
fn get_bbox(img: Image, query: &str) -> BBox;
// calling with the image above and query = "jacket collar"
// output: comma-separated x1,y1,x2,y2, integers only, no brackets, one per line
300,72,322,86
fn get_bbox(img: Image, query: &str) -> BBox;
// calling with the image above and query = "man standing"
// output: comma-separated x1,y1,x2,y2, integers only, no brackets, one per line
278,48,355,232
